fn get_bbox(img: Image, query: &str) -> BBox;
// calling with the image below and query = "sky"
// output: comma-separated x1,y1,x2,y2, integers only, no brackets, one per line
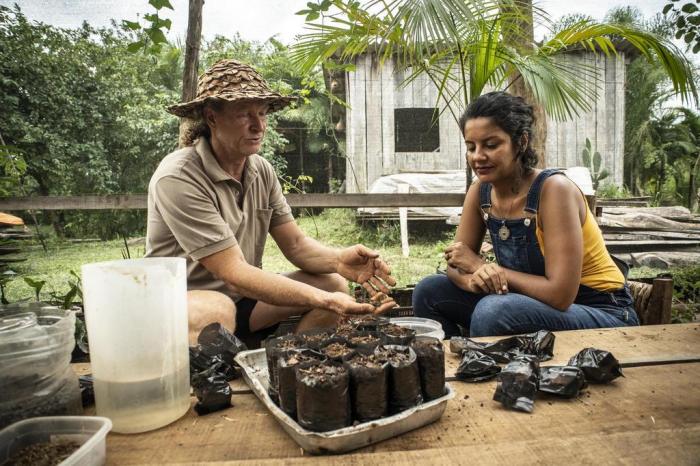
2,0,673,45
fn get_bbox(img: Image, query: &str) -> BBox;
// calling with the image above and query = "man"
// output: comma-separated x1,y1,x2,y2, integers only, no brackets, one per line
146,59,395,346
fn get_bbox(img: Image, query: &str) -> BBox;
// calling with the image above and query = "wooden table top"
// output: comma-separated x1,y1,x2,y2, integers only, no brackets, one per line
78,323,700,465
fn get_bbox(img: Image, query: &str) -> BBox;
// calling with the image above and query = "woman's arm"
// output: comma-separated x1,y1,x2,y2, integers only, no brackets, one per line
503,175,587,310
445,182,488,285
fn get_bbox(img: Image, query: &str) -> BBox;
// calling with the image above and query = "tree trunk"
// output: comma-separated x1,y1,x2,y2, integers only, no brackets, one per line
504,0,547,168
178,0,204,148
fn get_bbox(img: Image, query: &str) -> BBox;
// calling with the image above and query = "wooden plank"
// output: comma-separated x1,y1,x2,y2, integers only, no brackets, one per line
365,56,383,188
0,193,466,210
101,361,700,464
606,240,700,254
212,428,700,465
380,58,395,176
398,183,410,257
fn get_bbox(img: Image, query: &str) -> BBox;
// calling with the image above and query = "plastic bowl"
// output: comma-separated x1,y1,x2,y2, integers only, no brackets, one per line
0,416,112,466
390,317,445,341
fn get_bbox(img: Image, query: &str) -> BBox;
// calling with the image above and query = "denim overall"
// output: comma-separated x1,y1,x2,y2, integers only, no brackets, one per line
480,168,639,325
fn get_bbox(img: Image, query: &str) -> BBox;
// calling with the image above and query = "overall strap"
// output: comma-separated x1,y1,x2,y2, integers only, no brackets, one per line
479,182,492,209
524,168,564,215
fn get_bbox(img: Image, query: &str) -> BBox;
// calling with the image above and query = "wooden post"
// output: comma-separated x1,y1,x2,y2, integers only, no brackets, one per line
398,183,410,257
178,0,204,148
647,278,674,325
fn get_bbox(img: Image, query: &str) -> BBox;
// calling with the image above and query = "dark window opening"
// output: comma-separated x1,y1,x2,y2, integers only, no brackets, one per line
394,108,440,153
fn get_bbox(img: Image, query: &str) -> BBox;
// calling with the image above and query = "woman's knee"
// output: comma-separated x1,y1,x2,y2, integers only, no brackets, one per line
412,274,449,317
470,294,519,337
187,290,236,344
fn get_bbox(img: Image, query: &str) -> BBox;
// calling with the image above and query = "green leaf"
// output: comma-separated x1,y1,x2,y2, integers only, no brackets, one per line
688,15,700,26
681,3,699,14
122,20,141,31
295,9,312,15
149,0,174,11
306,11,320,22
147,28,168,45
693,42,700,53
593,151,602,172
127,41,145,53
598,169,609,180
684,31,696,43
662,4,673,14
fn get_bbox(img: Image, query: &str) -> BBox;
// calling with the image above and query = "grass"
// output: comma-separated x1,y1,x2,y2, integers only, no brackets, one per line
5,208,679,304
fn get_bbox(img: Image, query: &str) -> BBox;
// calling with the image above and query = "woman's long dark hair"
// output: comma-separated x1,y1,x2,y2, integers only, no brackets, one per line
459,91,538,170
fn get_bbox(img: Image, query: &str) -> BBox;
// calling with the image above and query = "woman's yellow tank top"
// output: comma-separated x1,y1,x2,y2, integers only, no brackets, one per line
535,200,624,292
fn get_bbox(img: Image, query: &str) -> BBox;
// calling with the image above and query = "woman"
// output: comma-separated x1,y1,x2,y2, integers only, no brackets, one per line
413,91,639,338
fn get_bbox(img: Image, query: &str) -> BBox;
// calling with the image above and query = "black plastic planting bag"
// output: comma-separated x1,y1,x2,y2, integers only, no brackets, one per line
321,338,355,362
493,356,539,413
297,328,334,350
191,363,233,415
198,322,248,371
345,353,389,422
296,363,351,432
277,349,325,419
265,335,303,402
375,345,423,413
455,349,501,382
381,323,417,346
568,347,624,383
449,330,554,363
348,331,382,355
539,366,587,397
189,345,237,381
353,315,390,332
411,337,446,400
78,374,94,407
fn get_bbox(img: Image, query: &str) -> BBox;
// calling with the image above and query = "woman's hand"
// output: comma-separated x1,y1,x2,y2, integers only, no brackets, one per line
444,241,483,273
469,262,508,295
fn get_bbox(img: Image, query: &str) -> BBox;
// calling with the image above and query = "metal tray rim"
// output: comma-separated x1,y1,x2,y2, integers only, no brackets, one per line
234,348,454,452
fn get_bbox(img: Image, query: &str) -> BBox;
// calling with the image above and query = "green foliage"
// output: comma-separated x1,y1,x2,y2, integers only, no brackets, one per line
292,0,698,125
670,265,700,322
0,5,179,238
122,0,174,55
23,276,45,301
581,138,609,191
664,1,700,54
596,182,632,199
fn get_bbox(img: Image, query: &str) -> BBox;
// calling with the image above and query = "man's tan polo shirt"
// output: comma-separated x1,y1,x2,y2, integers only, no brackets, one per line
145,137,294,301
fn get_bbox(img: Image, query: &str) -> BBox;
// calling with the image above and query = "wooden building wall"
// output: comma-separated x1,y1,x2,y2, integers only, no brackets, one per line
345,52,626,193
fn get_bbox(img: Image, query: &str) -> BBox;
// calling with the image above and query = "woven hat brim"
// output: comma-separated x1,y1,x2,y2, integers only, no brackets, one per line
167,91,296,118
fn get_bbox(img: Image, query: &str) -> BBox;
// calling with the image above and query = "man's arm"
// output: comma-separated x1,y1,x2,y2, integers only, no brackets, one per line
199,245,374,316
270,221,396,294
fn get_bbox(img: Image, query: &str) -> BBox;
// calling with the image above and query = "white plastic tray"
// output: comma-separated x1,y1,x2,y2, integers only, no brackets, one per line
235,348,453,454
390,317,445,341
0,416,112,466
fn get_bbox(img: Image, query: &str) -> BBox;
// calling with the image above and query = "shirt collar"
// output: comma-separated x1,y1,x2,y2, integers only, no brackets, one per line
196,137,259,187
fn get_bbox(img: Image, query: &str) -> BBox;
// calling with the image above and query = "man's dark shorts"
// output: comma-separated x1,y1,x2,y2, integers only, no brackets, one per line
234,297,279,349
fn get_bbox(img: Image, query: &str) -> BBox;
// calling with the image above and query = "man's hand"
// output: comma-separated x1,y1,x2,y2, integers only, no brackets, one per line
324,291,376,317
337,244,396,295
444,241,483,273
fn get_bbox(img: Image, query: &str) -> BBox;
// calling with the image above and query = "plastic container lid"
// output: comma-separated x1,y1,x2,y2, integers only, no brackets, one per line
390,317,445,341
0,416,112,466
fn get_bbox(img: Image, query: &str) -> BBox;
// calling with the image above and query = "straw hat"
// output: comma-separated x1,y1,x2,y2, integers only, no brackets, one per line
167,59,295,118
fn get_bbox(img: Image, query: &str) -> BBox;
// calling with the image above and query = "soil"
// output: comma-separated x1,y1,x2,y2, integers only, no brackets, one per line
346,353,383,369
375,347,410,365
284,351,320,367
349,334,380,346
382,323,415,337
299,331,332,347
298,363,347,384
277,338,303,351
3,441,80,466
322,343,353,359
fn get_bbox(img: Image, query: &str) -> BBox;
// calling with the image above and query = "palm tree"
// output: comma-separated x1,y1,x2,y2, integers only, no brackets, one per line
291,0,698,168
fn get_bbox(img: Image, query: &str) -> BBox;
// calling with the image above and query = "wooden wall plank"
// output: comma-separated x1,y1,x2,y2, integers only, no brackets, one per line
0,193,467,210
365,56,384,188
380,59,395,176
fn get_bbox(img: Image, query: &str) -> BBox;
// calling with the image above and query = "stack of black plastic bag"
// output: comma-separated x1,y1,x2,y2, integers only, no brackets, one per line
451,331,623,413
